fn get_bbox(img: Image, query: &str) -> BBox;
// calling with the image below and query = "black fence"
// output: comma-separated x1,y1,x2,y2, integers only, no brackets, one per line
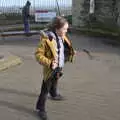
0,0,72,27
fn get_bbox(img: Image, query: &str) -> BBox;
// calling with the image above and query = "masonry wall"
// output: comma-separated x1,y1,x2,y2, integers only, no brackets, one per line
72,0,120,29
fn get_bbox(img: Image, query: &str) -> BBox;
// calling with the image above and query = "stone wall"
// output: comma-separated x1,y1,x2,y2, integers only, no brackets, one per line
72,0,120,29
72,0,89,27
116,1,120,26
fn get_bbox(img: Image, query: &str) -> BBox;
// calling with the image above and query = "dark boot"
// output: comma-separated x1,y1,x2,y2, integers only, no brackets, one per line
50,94,64,101
38,111,48,120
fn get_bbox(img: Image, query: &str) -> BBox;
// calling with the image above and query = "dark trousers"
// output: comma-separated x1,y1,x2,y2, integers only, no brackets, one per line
36,77,58,111
23,18,30,33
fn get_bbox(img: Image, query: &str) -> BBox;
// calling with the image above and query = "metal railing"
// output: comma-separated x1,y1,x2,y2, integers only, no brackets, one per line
0,0,72,26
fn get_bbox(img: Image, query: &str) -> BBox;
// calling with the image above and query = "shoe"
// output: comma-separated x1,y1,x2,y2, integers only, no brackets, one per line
38,111,48,120
25,33,31,37
51,94,64,101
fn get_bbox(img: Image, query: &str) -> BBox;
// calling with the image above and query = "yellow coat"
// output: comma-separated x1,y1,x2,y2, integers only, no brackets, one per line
35,31,75,81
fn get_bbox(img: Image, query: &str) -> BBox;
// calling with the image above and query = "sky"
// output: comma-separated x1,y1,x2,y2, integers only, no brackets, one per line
0,0,72,7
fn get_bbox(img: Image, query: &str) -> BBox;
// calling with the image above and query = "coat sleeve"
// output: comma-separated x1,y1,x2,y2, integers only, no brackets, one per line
64,36,75,63
35,39,52,67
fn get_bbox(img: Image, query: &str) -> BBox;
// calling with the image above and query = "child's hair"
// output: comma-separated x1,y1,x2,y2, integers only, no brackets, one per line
49,16,68,31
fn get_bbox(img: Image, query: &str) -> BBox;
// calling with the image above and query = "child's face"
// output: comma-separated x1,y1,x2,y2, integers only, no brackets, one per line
56,23,69,37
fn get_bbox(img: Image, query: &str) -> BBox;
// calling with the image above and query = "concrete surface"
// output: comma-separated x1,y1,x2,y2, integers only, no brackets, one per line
0,34,120,120
0,52,22,71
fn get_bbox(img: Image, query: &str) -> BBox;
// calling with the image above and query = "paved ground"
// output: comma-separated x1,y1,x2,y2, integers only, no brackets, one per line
0,34,120,120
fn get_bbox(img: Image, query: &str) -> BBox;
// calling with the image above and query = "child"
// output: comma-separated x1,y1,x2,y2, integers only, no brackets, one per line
35,16,75,120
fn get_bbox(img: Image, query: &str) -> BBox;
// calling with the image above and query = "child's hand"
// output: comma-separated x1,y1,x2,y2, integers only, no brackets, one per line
51,59,58,70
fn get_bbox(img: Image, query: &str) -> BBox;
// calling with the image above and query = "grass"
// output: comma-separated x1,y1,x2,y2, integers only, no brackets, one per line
0,13,120,41
2,25,45,32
